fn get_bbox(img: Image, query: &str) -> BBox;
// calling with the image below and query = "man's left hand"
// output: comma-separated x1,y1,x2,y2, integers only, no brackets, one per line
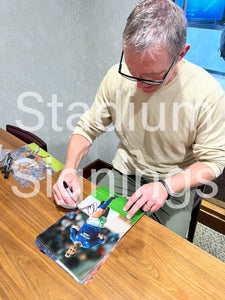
123,182,168,219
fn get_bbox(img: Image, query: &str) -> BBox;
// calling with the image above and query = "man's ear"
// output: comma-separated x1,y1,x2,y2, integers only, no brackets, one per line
178,44,190,61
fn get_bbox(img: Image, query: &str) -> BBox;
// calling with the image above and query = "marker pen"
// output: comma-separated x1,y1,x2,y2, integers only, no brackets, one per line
63,181,74,200
2,153,10,174
4,155,13,179
62,181,77,209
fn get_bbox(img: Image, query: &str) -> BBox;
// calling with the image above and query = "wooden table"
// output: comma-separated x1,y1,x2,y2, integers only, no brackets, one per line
0,128,225,300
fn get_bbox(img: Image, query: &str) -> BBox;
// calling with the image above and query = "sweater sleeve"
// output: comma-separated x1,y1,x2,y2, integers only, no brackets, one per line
193,84,225,177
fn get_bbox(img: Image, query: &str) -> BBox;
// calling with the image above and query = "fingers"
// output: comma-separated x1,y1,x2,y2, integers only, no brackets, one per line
123,189,142,211
143,202,158,213
125,199,146,219
143,201,152,210
52,170,81,208
123,183,167,219
125,196,154,219
124,188,146,219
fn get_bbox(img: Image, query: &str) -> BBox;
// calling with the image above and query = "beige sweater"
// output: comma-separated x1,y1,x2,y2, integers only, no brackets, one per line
74,60,225,180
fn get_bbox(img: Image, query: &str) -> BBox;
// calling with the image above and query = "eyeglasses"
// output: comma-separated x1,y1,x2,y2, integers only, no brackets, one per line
118,51,178,86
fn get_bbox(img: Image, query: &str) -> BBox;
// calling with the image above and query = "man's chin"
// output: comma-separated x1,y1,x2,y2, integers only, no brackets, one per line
140,86,159,94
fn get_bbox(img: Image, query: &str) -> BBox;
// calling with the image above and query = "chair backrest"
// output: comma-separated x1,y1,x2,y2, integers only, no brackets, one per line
204,168,225,202
187,185,205,242
6,125,47,151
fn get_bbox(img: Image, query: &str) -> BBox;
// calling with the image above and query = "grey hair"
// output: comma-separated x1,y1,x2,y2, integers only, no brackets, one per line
123,0,187,59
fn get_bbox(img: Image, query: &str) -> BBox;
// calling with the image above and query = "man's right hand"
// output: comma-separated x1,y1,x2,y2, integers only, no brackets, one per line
52,168,81,208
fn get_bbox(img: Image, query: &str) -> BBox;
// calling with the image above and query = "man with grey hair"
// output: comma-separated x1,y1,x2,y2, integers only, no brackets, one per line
53,0,225,238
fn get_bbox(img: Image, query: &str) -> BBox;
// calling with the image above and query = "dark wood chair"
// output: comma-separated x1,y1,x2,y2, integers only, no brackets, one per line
6,125,47,151
198,170,225,236
187,185,205,242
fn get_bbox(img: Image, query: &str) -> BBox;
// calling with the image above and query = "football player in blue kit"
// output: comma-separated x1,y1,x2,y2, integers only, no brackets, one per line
65,196,116,258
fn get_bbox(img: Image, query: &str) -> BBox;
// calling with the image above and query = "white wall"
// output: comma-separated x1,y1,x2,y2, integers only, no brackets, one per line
0,0,138,168
2,1,224,169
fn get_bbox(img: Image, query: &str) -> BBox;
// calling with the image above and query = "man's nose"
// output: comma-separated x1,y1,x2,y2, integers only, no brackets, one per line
137,80,147,89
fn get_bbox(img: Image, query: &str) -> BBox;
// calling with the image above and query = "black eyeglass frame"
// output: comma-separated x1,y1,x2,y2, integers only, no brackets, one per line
118,51,178,86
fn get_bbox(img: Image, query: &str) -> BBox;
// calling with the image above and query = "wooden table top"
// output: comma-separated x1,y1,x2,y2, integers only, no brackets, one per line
0,128,225,300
